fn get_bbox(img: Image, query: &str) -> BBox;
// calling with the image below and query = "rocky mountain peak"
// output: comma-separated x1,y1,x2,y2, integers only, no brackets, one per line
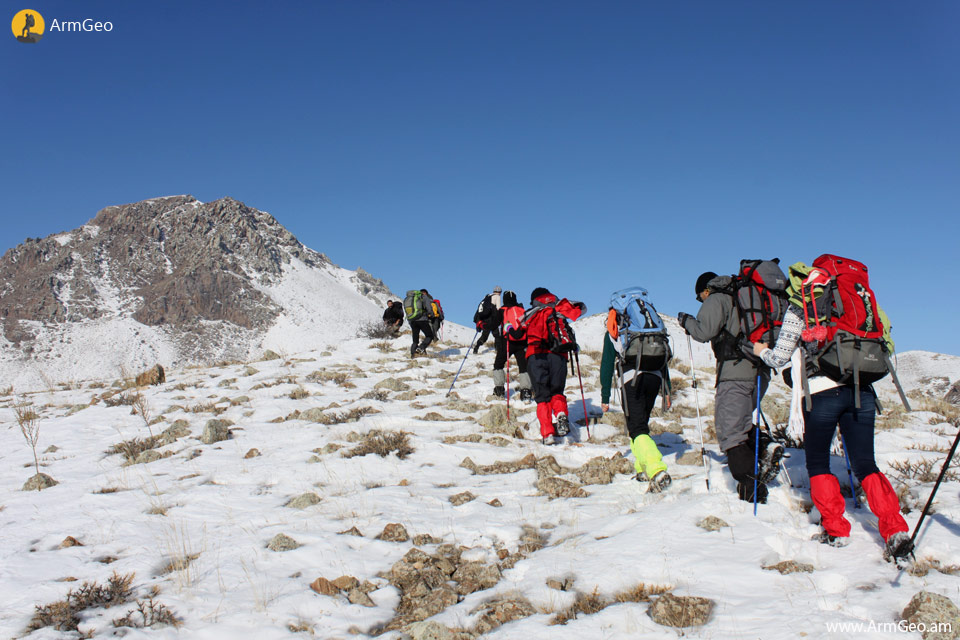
0,196,392,384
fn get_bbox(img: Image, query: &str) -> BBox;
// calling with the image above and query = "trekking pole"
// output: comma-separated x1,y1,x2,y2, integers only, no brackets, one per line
505,350,511,420
686,335,710,491
573,350,590,440
839,433,861,509
446,330,480,397
910,420,960,549
754,374,761,516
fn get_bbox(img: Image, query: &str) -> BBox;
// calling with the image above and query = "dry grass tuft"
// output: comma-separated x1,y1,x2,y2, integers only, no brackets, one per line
876,403,908,430
289,386,310,400
343,430,414,460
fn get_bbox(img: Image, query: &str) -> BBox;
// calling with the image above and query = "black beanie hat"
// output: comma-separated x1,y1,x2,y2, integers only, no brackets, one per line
502,290,518,307
695,272,717,299
530,287,551,304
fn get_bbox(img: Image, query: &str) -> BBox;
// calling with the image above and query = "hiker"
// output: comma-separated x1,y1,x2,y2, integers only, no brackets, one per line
492,290,533,401
523,287,586,444
382,300,404,333
403,289,439,357
600,288,673,492
753,256,912,561
473,286,503,354
678,269,784,504
430,298,445,341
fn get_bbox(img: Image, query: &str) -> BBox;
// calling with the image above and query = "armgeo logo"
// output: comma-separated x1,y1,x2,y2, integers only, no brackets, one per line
12,9,44,43
12,8,114,43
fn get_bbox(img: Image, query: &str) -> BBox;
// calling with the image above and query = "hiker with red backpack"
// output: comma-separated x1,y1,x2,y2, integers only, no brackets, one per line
492,290,533,401
753,255,914,563
678,263,787,504
522,287,586,444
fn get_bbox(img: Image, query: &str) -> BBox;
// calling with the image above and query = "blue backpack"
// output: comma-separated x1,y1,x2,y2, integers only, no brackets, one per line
610,287,672,376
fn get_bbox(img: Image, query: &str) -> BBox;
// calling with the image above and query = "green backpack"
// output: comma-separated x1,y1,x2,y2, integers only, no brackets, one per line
403,290,424,321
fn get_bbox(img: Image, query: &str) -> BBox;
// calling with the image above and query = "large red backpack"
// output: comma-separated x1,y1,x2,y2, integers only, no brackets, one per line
523,298,582,355
734,259,789,348
502,305,525,342
795,254,907,409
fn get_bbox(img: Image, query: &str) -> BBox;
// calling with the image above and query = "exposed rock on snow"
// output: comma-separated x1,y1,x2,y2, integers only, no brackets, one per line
648,593,715,627
22,473,58,491
200,419,231,444
901,591,960,640
536,477,590,499
377,523,410,542
267,533,301,552
285,493,321,509
696,516,729,531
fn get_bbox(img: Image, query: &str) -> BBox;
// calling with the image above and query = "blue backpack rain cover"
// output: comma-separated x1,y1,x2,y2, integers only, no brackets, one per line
610,287,671,372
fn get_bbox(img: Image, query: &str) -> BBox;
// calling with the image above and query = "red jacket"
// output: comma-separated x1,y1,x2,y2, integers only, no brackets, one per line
524,293,585,358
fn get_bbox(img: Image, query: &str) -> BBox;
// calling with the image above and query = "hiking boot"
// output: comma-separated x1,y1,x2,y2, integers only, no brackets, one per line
410,344,418,357
542,436,557,446
520,388,533,402
737,480,768,504
493,386,505,398
812,530,850,547
473,345,480,354
648,471,672,494
758,441,785,485
413,347,426,356
554,414,570,437
883,532,915,564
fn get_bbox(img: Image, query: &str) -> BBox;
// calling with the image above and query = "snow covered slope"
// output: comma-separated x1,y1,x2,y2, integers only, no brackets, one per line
0,328,957,639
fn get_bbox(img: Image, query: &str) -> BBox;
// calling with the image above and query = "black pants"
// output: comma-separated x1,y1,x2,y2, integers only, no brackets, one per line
527,352,567,403
493,337,528,373
622,373,661,441
477,326,493,347
803,385,880,480
410,320,435,350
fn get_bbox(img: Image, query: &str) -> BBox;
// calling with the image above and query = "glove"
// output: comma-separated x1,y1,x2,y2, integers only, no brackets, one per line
677,312,693,333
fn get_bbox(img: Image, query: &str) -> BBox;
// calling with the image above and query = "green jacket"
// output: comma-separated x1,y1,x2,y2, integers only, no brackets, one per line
599,332,616,404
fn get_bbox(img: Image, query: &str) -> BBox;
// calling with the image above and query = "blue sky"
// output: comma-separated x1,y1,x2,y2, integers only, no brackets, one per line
3,1,958,355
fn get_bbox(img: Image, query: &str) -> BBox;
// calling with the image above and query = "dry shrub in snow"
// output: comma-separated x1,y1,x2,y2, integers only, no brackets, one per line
888,457,959,483
27,572,134,633
112,597,181,629
107,436,161,464
357,320,399,340
343,430,414,460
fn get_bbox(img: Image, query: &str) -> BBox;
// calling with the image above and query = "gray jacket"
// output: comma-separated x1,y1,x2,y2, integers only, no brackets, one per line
683,276,769,385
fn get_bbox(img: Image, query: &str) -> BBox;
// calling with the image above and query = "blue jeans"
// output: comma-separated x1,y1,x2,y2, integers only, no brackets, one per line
803,385,880,480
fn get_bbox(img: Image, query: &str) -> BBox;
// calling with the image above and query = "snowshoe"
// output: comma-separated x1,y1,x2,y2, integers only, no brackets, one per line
883,532,915,566
758,441,785,485
554,414,570,437
648,471,672,494
812,530,850,547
